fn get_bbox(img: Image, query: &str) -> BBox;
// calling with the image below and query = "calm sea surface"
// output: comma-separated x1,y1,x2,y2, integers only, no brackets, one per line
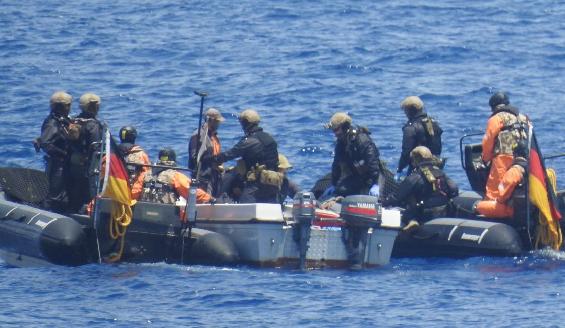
2,0,565,326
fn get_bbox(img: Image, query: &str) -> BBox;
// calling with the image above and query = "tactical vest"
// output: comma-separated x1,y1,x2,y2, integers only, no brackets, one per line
493,111,529,156
121,144,148,186
413,115,442,155
416,164,451,209
245,131,278,172
239,131,280,188
68,117,103,167
141,169,177,204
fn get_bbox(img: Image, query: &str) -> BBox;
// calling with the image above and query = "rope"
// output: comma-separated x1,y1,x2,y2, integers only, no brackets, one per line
105,202,133,263
534,168,562,250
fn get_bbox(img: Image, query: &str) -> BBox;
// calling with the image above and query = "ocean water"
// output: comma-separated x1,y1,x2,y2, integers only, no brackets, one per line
1,0,565,326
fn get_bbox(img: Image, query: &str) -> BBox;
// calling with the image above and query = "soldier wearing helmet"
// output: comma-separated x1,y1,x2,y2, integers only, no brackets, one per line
481,91,530,202
397,96,443,177
278,154,301,202
383,146,459,228
189,107,225,197
326,112,382,197
118,126,151,200
36,91,73,212
141,148,212,204
67,93,104,212
208,108,281,203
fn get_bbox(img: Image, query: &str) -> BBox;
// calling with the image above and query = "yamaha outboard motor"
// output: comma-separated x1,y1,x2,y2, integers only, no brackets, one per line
292,191,316,270
340,195,382,269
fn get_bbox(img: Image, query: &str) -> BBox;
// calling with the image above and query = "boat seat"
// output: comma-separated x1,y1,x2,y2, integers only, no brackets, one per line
0,168,48,205
195,203,285,223
463,143,488,196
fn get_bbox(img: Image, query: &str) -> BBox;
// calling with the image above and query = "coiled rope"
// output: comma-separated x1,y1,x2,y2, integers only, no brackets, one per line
105,203,132,263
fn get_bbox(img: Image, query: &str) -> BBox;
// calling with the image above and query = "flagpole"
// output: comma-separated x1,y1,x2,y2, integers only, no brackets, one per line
180,90,207,265
525,126,533,248
92,127,111,263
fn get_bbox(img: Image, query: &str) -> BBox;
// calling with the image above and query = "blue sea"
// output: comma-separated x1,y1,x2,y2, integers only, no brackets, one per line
2,0,565,326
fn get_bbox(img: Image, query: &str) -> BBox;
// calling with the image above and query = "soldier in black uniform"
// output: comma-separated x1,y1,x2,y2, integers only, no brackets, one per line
326,112,381,197
209,109,281,204
36,91,73,213
383,146,458,228
397,96,443,177
68,93,104,212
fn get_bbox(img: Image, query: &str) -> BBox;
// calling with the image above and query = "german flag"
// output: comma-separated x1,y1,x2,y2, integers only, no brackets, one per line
99,130,134,261
528,130,562,250
100,132,134,208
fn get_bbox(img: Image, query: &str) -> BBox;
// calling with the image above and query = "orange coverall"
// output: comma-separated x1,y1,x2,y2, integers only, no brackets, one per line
171,171,212,204
476,164,524,218
481,113,515,200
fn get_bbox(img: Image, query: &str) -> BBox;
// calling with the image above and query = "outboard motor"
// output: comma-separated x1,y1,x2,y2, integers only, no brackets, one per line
340,195,382,269
292,191,316,270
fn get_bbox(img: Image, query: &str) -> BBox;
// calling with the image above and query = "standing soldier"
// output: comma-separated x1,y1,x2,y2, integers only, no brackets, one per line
397,96,443,178
209,109,281,204
68,93,104,212
36,91,73,213
326,112,381,197
189,107,225,197
481,92,529,202
118,126,151,200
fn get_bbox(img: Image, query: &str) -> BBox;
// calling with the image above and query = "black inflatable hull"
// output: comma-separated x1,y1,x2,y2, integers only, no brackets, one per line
0,197,239,267
0,199,91,266
392,218,524,258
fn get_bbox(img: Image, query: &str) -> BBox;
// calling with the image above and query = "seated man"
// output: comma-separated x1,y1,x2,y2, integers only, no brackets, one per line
142,148,212,204
382,146,459,227
118,126,151,200
278,154,301,203
474,155,526,219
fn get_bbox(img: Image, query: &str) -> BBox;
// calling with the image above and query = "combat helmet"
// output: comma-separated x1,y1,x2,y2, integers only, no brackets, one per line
410,146,433,165
239,109,261,124
79,93,101,115
278,154,292,170
158,147,176,163
489,92,509,109
119,126,137,144
50,91,72,115
400,96,424,112
326,112,352,130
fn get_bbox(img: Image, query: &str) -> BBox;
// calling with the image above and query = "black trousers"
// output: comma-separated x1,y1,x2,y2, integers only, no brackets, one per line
44,157,69,213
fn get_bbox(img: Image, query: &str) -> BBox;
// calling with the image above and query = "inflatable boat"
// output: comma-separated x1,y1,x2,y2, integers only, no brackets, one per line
391,137,565,258
0,167,239,267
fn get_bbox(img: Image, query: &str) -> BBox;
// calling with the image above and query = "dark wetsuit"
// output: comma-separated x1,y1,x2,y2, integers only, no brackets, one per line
68,112,103,212
383,161,458,223
215,125,279,203
38,112,71,212
332,126,381,197
398,113,443,173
